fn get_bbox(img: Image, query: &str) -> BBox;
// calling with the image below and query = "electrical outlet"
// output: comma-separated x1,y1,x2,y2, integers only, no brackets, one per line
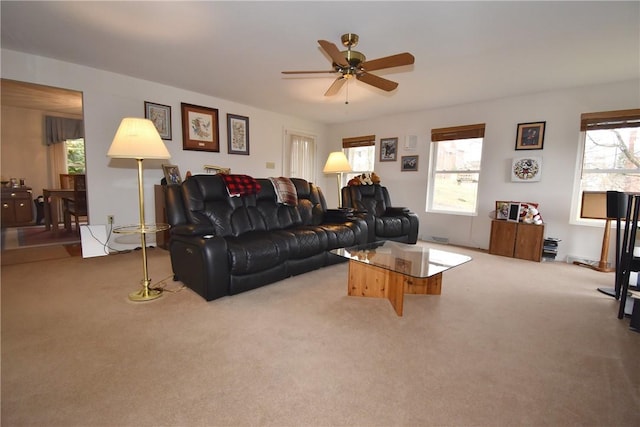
107,215,114,224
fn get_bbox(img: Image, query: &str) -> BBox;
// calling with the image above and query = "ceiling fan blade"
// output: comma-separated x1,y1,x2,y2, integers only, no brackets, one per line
318,40,349,67
361,52,415,72
324,77,347,96
356,72,398,92
282,70,336,74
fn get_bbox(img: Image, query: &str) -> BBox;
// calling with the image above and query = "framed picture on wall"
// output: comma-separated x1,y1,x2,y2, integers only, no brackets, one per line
512,157,542,182
227,113,250,155
180,102,219,152
515,121,545,150
380,137,398,161
401,155,419,171
144,101,172,140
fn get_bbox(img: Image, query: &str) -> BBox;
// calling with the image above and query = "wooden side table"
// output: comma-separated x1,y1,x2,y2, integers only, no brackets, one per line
489,220,544,262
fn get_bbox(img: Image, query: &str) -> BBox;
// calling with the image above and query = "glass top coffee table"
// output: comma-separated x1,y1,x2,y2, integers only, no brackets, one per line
331,241,472,316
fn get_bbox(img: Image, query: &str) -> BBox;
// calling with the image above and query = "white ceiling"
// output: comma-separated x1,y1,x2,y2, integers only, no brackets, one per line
1,1,638,124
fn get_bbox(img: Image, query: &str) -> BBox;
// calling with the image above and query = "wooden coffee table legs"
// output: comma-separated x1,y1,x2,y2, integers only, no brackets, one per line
347,260,442,316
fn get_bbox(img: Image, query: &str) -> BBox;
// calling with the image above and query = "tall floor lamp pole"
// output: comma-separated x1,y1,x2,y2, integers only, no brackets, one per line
107,118,171,302
323,151,352,208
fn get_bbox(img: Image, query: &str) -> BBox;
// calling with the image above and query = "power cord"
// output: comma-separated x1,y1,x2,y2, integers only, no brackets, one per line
84,222,131,255
149,273,186,294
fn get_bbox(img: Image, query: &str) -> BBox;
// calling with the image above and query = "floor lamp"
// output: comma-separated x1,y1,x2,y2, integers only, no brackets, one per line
107,118,170,302
574,191,615,273
323,151,352,208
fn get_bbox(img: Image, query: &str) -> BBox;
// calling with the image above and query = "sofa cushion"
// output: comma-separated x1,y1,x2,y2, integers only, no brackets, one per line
226,231,292,274
318,223,358,249
276,228,327,259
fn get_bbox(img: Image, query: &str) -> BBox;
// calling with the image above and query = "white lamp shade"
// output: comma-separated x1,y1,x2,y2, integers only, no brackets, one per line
107,118,170,159
323,151,352,174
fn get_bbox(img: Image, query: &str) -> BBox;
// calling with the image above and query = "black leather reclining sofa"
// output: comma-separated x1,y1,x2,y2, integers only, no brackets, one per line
164,174,368,301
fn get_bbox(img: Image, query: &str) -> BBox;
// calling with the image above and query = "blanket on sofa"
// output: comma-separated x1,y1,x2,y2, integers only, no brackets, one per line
220,174,262,197
269,177,298,206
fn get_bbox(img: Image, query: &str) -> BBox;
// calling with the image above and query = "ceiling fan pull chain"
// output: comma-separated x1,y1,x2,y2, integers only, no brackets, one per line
345,80,349,105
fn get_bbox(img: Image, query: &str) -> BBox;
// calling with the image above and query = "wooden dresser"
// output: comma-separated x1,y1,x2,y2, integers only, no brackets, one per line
1,187,34,227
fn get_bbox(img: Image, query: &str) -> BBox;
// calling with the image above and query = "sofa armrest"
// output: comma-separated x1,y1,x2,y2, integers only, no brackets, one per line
168,233,230,301
385,207,411,215
324,208,355,223
170,223,216,237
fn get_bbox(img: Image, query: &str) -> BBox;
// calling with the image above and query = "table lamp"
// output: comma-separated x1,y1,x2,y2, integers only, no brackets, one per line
323,151,352,207
107,118,170,301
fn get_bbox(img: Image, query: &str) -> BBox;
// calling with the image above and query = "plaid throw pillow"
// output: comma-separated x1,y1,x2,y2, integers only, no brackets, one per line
269,177,298,206
220,174,261,197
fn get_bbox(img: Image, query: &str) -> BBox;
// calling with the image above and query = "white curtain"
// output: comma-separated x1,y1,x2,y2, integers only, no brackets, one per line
286,132,316,182
48,141,67,187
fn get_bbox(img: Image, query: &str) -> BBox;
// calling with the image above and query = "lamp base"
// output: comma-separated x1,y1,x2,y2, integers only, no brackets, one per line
128,285,162,302
573,260,615,273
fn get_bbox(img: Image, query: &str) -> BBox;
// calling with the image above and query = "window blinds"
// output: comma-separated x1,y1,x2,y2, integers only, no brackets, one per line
580,109,640,131
431,123,485,141
342,135,376,148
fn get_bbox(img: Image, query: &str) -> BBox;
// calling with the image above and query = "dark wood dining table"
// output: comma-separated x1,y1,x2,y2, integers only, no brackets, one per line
42,188,74,232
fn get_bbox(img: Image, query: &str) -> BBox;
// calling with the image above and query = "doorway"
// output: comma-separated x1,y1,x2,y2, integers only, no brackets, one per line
0,79,85,248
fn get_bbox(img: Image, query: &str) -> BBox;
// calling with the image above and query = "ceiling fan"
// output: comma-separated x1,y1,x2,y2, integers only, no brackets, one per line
282,33,415,96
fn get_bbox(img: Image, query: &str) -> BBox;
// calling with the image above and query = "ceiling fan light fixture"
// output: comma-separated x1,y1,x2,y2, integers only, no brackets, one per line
342,50,366,68
282,32,414,96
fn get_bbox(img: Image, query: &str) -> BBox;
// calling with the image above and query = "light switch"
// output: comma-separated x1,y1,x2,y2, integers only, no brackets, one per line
266,162,276,169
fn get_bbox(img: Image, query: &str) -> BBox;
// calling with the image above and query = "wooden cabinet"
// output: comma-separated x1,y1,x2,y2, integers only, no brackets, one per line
1,187,34,227
489,220,544,262
154,185,169,249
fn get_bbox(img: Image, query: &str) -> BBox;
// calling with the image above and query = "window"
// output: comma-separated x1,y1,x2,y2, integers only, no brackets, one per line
342,135,375,184
428,124,485,215
65,138,85,173
284,130,316,182
576,109,640,217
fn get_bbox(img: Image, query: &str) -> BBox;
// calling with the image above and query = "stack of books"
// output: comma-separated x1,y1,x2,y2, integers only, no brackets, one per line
543,237,561,261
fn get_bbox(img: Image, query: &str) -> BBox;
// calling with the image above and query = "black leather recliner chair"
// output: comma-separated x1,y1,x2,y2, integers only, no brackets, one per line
341,184,419,244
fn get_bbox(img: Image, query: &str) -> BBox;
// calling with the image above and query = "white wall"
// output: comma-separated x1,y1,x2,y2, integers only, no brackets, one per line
328,80,640,262
4,48,639,263
1,49,329,249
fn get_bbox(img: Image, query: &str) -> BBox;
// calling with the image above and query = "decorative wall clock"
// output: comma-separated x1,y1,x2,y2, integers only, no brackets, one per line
512,157,542,182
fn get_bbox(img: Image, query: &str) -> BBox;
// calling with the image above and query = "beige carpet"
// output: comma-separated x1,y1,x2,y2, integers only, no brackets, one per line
1,243,82,266
1,244,639,426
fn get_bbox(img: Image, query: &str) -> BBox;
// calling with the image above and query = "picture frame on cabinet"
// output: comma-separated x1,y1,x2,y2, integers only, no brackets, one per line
180,103,219,152
162,164,182,185
507,203,521,222
496,201,510,220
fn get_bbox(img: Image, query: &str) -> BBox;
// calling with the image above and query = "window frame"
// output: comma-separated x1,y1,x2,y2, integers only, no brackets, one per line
427,123,485,216
571,109,640,225
342,135,375,185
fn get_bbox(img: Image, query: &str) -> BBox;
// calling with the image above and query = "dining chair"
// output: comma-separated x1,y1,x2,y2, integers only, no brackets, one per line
62,174,87,233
